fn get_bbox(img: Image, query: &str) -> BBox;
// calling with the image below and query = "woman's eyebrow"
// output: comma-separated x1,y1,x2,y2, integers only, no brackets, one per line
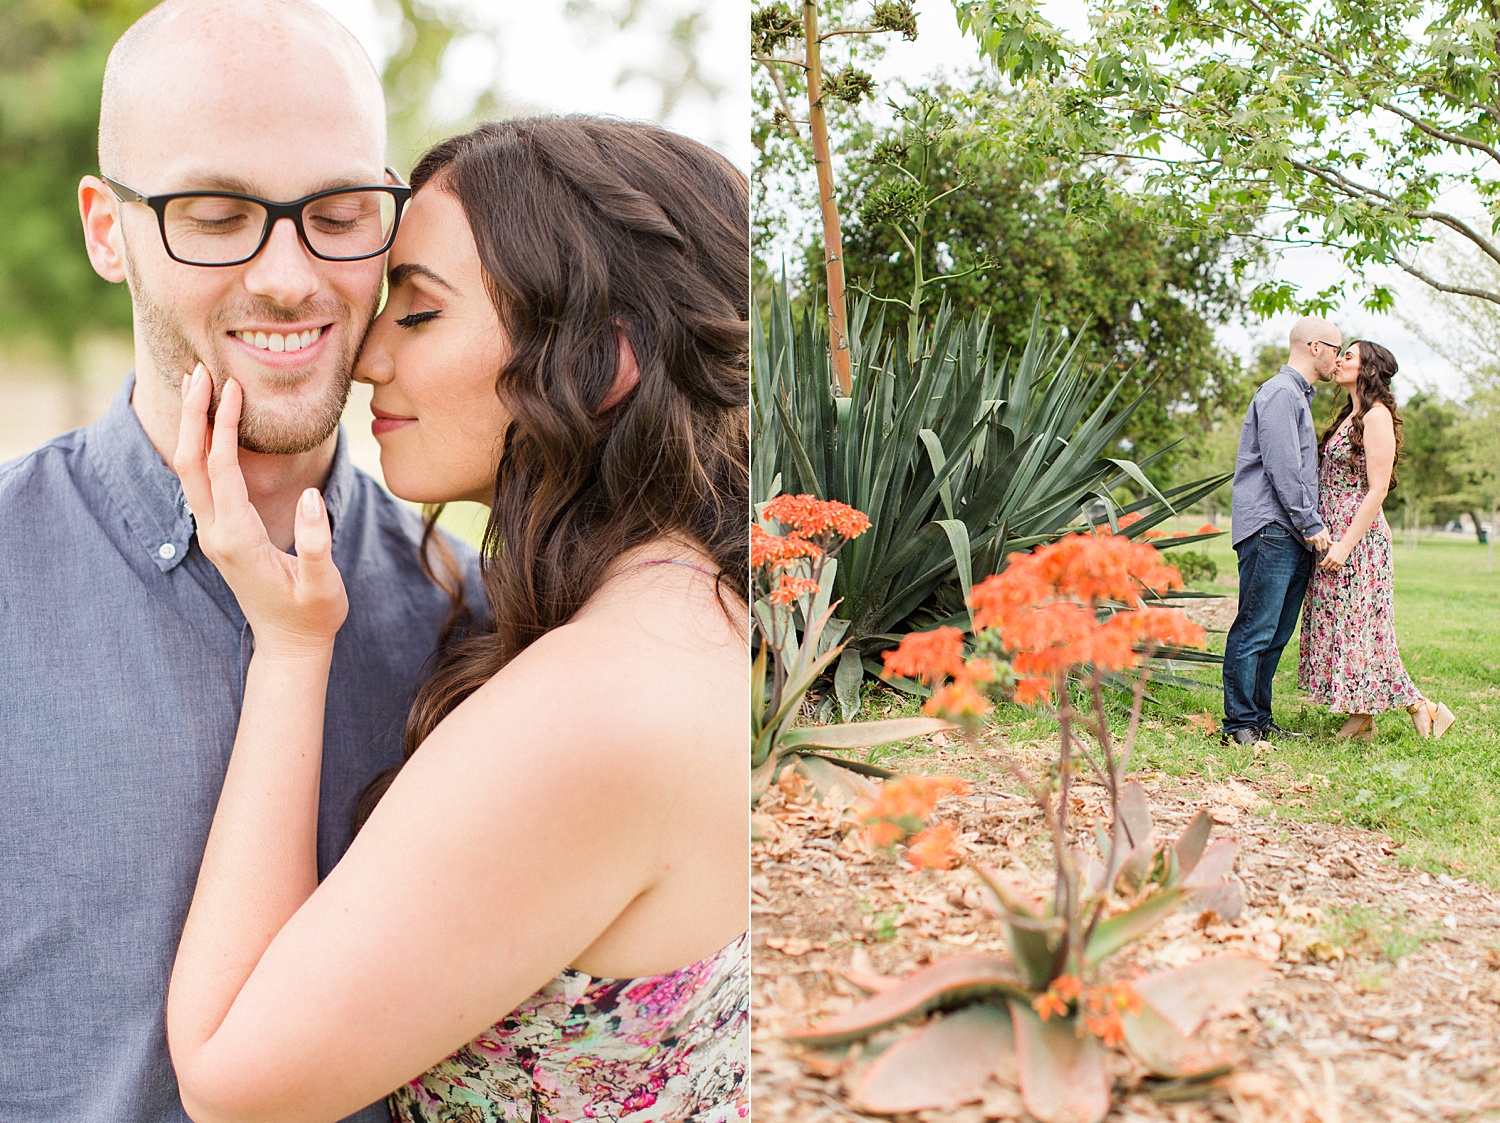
388,262,456,292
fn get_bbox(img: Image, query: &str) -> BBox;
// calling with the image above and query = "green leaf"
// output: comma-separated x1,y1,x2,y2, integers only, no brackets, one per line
851,1005,1015,1114
787,957,1031,1046
1084,889,1184,966
834,645,865,722
1009,1001,1110,1123
779,716,953,750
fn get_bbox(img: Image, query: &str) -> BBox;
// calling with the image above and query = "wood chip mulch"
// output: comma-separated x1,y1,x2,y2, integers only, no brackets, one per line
752,740,1500,1123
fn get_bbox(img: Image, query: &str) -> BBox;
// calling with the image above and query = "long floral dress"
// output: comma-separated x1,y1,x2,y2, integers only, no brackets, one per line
1297,422,1422,714
388,932,749,1123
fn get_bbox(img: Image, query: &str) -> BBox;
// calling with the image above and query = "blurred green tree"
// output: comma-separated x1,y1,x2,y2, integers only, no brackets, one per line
0,0,148,370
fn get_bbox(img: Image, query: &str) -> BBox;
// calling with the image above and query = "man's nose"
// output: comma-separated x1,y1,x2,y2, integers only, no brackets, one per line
242,217,320,307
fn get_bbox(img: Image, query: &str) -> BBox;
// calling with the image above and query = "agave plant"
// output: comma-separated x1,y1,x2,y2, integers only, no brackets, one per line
752,494,952,800
787,531,1269,1121
751,283,1230,717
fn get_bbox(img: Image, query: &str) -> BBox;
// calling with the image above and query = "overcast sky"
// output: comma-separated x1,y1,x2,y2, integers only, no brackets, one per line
312,0,750,172
843,0,1470,400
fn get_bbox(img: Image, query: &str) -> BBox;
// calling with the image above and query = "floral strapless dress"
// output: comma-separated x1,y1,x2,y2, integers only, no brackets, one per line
1297,422,1421,714
389,932,749,1123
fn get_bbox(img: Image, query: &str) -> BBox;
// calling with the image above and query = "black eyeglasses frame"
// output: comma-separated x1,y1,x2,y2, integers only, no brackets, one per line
101,170,412,267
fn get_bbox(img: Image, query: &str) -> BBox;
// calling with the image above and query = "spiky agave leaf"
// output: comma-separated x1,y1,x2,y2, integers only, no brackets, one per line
851,1004,1015,1114
1009,1000,1109,1123
1171,811,1214,881
787,957,1031,1047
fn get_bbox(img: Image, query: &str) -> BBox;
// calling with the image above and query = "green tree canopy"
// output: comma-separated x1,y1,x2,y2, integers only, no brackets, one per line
953,0,1500,316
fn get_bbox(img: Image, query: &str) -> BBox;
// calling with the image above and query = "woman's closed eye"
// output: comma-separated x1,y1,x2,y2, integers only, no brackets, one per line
395,309,440,328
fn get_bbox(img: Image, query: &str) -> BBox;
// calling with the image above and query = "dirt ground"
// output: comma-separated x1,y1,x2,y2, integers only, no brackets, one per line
752,735,1500,1123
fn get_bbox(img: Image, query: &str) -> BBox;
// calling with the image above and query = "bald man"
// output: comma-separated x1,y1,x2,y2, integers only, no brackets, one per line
0,3,476,1120
1220,316,1339,746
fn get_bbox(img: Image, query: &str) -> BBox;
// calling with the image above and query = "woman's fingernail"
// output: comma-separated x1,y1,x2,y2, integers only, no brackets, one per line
301,488,321,519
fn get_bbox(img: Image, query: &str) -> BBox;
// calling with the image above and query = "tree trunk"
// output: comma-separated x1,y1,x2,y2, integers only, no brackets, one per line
802,0,853,396
1469,509,1486,546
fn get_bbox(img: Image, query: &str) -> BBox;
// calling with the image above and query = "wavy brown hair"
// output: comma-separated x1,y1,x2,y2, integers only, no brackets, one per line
354,116,749,831
1318,339,1404,487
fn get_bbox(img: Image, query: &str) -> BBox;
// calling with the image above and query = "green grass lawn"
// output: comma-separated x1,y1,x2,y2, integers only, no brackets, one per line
837,527,1500,883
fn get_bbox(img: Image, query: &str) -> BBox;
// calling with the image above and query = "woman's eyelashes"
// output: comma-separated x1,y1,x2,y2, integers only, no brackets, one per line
395,309,441,329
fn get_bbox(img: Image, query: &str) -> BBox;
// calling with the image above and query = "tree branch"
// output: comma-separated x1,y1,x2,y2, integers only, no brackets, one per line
753,54,807,69
1396,256,1500,308
1378,100,1500,168
1410,210,1500,270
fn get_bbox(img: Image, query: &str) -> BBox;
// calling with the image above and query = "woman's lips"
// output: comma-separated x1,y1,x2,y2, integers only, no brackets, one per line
370,406,417,437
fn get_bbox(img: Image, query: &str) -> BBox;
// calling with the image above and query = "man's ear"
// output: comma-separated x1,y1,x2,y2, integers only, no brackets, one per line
599,328,641,412
79,176,128,284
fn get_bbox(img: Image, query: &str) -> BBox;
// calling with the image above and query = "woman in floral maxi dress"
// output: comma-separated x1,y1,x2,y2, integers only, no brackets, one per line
1297,340,1456,740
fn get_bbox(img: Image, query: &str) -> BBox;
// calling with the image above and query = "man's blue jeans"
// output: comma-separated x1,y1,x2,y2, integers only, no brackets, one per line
1222,522,1313,734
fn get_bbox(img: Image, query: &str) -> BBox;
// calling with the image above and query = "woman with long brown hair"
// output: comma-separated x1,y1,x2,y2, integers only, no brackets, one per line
1297,340,1455,741
159,116,748,1122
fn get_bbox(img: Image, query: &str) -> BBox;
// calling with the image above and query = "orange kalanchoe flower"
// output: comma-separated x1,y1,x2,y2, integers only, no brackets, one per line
767,574,820,605
1032,974,1083,1021
1084,1012,1126,1047
1196,523,1219,535
750,524,821,570
1140,527,1167,540
882,626,967,684
905,821,960,870
859,775,970,851
762,494,872,540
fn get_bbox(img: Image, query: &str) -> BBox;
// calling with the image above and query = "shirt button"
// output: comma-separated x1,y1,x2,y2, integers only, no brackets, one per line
158,543,177,560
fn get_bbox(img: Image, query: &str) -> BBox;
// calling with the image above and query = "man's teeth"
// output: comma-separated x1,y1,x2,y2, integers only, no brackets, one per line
233,327,323,353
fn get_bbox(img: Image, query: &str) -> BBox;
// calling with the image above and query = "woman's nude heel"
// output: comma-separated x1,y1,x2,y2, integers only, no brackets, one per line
1337,714,1375,741
1409,699,1457,740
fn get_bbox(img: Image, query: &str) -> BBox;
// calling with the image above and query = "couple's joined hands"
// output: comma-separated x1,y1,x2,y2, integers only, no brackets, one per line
1304,528,1352,570
174,363,347,657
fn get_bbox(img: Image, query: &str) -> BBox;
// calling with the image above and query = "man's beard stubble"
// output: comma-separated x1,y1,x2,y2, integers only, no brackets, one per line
124,254,370,456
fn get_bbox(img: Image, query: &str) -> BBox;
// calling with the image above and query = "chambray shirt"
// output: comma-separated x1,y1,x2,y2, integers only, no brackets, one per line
0,376,479,1123
1230,365,1328,548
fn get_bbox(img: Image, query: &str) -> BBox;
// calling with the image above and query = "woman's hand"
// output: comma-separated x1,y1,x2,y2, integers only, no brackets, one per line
174,363,348,657
1320,537,1353,571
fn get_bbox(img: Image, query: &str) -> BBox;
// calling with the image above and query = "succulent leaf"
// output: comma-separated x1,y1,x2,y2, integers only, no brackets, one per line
1009,1000,1110,1123
791,754,882,802
1179,838,1237,888
779,717,954,751
1119,780,1153,849
1083,889,1184,966
972,866,1058,988
1134,954,1269,1038
1184,880,1244,922
788,957,1029,1046
1119,999,1225,1079
851,1005,1014,1113
1171,810,1213,879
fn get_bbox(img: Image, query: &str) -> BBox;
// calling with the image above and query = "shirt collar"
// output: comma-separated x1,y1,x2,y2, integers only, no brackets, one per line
86,373,356,574
1279,364,1316,398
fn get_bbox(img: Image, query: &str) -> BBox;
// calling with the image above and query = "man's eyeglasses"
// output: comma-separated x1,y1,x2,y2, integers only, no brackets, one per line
102,171,412,267
1310,339,1342,352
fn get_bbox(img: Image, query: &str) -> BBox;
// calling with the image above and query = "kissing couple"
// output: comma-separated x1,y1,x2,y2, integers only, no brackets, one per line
1222,316,1456,747
0,2,749,1122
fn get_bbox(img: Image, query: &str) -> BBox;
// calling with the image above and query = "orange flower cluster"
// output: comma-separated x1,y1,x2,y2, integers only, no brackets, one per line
1031,976,1141,1046
1031,973,1083,1020
881,627,997,720
1082,980,1143,1047
859,775,969,851
1196,523,1218,535
761,494,872,540
767,574,821,605
750,523,821,571
905,822,960,871
954,534,1206,703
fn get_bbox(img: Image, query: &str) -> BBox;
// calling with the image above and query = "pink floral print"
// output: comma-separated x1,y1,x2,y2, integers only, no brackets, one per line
1297,423,1421,714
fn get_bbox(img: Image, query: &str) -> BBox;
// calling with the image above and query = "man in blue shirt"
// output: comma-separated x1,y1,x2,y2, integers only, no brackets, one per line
0,3,475,1120
1221,316,1339,745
